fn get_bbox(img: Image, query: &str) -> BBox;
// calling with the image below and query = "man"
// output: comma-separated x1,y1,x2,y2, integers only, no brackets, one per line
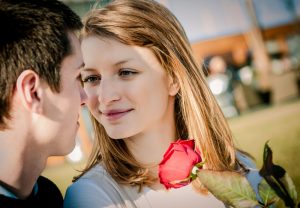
0,0,86,207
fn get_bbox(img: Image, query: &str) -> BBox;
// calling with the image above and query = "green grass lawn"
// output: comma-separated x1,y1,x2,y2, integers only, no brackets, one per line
42,98,300,201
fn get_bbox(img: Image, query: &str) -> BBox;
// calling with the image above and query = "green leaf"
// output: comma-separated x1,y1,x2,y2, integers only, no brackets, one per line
279,173,298,205
258,179,280,206
197,170,259,208
259,142,297,207
269,199,287,208
260,142,285,178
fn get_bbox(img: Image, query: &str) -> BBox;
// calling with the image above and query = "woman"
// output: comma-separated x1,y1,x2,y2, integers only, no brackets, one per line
64,0,259,207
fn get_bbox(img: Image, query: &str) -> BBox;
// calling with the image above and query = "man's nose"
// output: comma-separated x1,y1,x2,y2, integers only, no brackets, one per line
79,86,87,106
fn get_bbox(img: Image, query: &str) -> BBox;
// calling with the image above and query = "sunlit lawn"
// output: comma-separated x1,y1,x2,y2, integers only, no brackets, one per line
230,98,300,202
42,98,300,201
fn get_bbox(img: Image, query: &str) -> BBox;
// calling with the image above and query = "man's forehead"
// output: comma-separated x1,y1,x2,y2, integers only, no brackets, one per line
67,31,84,69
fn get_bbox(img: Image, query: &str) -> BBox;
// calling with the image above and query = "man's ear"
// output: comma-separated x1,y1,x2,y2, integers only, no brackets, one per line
15,70,43,114
168,75,180,96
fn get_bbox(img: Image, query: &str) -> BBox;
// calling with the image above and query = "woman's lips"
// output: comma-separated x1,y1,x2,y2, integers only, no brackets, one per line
102,109,133,121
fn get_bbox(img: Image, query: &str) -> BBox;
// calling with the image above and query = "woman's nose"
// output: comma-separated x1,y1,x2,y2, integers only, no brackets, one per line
97,79,120,106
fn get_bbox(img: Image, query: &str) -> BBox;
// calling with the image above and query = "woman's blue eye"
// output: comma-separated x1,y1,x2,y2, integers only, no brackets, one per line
119,70,137,77
82,75,101,83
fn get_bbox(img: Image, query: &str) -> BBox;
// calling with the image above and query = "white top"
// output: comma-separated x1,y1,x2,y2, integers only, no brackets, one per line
64,164,225,208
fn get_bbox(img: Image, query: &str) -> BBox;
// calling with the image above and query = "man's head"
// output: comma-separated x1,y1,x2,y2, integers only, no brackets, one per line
0,0,86,155
0,0,83,129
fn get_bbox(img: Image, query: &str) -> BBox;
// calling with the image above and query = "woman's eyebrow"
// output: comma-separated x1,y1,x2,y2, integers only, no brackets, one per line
76,62,85,70
81,59,132,72
114,59,131,67
81,67,96,72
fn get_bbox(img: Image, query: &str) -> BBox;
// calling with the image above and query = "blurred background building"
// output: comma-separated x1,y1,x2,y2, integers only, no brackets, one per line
53,0,300,164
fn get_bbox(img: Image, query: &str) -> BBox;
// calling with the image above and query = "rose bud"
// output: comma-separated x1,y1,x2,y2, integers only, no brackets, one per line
159,139,202,189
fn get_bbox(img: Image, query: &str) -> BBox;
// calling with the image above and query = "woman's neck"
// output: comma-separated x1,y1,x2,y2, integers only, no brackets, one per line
125,121,178,169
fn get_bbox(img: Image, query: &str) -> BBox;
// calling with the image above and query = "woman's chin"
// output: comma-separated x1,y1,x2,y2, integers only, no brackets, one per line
107,130,136,140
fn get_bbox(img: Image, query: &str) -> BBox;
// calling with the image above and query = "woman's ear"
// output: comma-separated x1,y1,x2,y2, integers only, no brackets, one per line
15,70,43,114
168,75,180,96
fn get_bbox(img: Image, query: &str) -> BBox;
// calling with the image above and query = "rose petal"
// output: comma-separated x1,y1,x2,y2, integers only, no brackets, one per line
159,139,202,189
178,139,195,149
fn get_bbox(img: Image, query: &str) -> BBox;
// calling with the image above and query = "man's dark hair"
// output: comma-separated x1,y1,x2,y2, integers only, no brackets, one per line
0,0,83,129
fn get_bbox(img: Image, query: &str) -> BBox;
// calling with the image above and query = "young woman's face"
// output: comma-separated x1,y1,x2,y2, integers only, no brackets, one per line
80,36,178,139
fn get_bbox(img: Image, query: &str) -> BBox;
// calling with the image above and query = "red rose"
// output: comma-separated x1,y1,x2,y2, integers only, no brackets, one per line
159,139,202,189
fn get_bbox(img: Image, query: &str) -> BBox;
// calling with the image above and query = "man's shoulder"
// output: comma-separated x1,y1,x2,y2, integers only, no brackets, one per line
37,176,61,193
34,175,63,205
0,176,63,208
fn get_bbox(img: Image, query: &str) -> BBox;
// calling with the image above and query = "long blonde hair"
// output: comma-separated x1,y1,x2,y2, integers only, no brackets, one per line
76,0,239,189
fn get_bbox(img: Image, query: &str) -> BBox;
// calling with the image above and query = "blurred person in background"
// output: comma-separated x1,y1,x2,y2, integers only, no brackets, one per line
64,0,261,207
206,55,239,118
0,0,86,207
